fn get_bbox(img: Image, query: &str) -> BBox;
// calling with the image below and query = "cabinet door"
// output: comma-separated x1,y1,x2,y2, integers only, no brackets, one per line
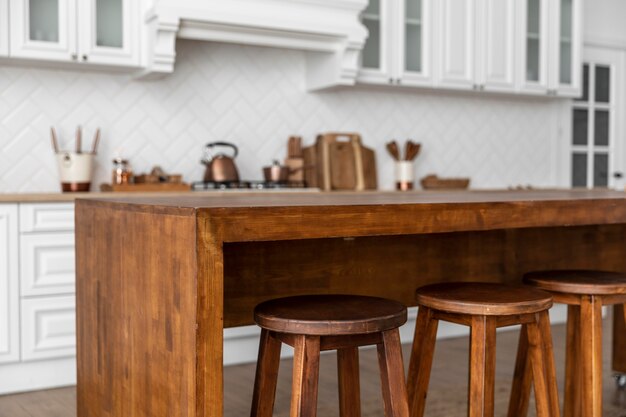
475,0,516,92
9,0,78,61
518,0,549,94
0,205,19,364
20,233,76,297
21,296,75,361
78,0,139,67
396,0,433,87
435,0,476,90
359,0,394,85
0,0,8,56
549,0,581,97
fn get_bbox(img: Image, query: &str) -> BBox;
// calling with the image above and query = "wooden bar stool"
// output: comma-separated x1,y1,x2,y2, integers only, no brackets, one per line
250,294,409,417
510,270,626,417
407,282,560,417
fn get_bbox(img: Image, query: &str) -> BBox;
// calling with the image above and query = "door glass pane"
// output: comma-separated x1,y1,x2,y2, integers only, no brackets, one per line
594,110,609,146
593,153,608,187
559,0,572,84
96,0,123,48
362,19,380,69
526,0,540,82
573,109,588,145
575,64,589,102
29,0,59,42
572,153,587,187
595,65,610,103
405,0,422,72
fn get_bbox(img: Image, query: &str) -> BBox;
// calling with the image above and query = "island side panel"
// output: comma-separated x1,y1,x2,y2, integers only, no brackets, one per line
196,217,225,417
76,201,199,417
223,225,626,327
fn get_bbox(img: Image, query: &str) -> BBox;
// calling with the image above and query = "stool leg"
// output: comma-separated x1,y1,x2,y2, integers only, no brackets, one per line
338,347,361,417
407,306,438,417
251,329,282,417
468,316,496,417
564,305,581,417
377,329,410,417
526,318,551,417
536,311,561,417
579,295,603,417
290,335,321,417
507,324,532,417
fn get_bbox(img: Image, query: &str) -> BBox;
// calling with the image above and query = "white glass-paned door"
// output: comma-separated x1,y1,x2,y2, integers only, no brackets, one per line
96,0,122,48
571,62,614,188
362,0,382,70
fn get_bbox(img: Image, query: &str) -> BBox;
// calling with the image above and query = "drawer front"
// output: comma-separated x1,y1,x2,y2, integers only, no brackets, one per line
21,233,75,296
21,296,76,361
19,203,75,233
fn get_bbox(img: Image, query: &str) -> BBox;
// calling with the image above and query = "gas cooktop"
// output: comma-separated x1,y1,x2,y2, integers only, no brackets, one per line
191,180,308,191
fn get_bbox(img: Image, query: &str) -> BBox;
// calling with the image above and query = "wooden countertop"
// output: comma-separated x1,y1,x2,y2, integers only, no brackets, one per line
0,189,319,203
78,189,626,242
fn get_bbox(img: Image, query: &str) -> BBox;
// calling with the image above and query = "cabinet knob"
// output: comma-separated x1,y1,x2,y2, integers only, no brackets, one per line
82,55,88,62
71,54,77,61
388,78,393,84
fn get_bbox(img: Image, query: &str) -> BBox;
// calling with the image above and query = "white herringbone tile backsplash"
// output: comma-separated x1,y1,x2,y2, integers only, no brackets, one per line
0,40,568,192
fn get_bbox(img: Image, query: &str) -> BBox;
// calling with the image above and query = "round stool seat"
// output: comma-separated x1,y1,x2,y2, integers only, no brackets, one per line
524,270,626,295
254,294,407,336
416,282,553,316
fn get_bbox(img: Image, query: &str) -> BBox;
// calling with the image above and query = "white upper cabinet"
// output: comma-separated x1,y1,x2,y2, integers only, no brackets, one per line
435,0,476,90
518,0,549,94
78,0,139,66
0,0,8,56
475,0,516,92
396,0,433,87
9,0,139,67
10,0,78,62
358,0,433,87
547,0,581,97
359,0,393,84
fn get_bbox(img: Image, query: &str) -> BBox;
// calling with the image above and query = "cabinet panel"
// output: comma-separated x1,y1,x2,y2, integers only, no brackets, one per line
518,0,549,93
21,296,76,361
78,0,139,66
0,205,19,364
0,0,8,56
436,0,476,89
19,203,75,233
359,0,394,84
9,0,78,61
21,233,76,297
397,0,433,86
549,0,581,97
477,0,516,91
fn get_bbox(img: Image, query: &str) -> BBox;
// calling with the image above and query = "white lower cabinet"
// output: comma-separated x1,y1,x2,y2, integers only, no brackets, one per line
21,296,76,361
0,202,77,394
21,233,76,297
0,205,19,365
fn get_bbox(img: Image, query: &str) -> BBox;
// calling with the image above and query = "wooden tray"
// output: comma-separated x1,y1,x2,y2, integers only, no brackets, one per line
420,175,470,190
100,183,191,192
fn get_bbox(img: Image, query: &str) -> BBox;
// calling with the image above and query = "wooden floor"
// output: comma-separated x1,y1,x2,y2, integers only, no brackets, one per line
1,323,625,417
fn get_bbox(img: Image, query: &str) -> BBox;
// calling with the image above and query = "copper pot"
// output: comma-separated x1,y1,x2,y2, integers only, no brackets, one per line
263,160,290,182
201,142,240,182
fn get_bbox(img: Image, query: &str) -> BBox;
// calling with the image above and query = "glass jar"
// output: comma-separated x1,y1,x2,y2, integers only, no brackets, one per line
112,158,132,185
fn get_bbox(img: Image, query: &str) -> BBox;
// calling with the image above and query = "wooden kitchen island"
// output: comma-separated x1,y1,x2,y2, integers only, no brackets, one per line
75,190,626,417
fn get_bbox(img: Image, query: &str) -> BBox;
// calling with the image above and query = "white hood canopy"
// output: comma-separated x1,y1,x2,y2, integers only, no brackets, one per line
144,0,368,90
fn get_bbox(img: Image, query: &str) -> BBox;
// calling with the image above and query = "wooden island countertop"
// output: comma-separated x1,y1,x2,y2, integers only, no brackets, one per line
75,190,626,417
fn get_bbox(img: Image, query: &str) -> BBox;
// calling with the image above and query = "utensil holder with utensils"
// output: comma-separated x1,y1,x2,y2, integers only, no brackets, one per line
387,139,420,191
51,126,100,192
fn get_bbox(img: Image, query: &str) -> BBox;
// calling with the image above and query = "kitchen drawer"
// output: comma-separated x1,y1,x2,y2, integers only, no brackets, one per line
20,233,75,296
21,296,75,361
19,203,75,233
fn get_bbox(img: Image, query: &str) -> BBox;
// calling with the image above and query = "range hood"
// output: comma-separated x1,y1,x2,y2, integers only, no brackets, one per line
143,0,368,90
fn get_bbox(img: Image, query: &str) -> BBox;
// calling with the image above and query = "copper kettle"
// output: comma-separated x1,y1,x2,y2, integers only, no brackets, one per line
201,142,240,182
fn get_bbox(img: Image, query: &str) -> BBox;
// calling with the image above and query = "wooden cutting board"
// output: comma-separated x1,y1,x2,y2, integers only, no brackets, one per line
303,133,377,191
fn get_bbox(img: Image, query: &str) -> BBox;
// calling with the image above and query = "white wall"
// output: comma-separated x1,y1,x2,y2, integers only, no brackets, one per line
584,0,626,45
0,40,567,193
